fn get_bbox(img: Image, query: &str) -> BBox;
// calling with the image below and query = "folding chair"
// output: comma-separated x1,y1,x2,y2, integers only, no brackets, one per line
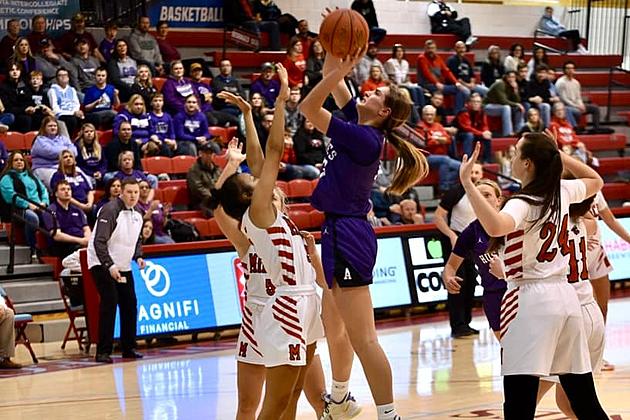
58,272,90,352
0,286,37,363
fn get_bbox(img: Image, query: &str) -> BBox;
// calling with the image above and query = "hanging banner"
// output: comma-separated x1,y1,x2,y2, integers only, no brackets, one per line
0,0,80,37
147,0,225,29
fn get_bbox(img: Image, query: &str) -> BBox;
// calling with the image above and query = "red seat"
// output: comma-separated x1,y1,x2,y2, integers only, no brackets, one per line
98,130,113,146
171,210,203,220
159,179,187,189
211,152,229,169
207,217,224,238
208,126,228,143
597,157,630,176
23,131,37,148
3,132,26,151
143,156,173,174
287,203,314,212
309,209,325,229
275,180,289,195
288,179,312,199
288,210,311,230
201,76,212,85
161,185,190,207
225,126,238,140
153,77,166,92
171,155,196,175
93,189,105,203
186,217,210,238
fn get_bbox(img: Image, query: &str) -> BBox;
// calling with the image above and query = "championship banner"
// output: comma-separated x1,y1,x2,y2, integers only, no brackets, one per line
0,0,80,37
147,0,224,29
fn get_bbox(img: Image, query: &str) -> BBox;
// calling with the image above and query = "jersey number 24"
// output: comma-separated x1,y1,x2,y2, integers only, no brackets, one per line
536,214,589,283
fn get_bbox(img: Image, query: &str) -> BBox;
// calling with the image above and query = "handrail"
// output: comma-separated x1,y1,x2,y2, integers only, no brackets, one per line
606,66,630,121
7,193,58,275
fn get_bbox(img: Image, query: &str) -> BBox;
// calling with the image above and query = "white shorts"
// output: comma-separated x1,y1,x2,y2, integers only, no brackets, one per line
258,291,324,368
500,279,592,377
587,241,613,280
235,302,266,366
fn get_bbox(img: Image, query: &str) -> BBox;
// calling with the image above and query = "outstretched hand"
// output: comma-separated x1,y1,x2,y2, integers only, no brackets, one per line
226,138,246,165
339,45,368,76
459,141,481,186
217,91,251,113
276,62,290,102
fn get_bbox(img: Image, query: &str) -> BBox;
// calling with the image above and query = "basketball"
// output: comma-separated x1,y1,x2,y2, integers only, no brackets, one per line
319,9,370,59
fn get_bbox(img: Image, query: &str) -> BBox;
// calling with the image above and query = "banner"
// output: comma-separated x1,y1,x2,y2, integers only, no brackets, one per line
598,217,630,281
147,0,224,29
0,0,80,37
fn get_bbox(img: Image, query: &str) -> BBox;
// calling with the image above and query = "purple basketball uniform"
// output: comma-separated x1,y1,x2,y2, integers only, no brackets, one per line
311,99,384,288
453,219,507,331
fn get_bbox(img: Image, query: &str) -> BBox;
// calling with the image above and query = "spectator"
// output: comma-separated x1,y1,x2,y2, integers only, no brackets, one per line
250,62,280,107
238,93,268,147
454,93,492,162
113,151,156,193
549,102,593,164
480,45,504,88
556,60,601,131
483,71,524,136
148,94,177,157
223,0,281,51
353,42,387,86
385,44,425,108
83,67,119,128
296,20,317,59
186,141,221,216
42,180,91,258
75,123,107,185
56,13,104,62
361,64,388,95
418,40,467,114
189,63,239,128
284,86,303,137
8,38,36,82
140,219,155,245
162,60,198,116
136,179,174,244
155,21,181,69
418,105,461,192
50,149,94,214
31,116,77,188
351,0,387,45
538,6,588,53
174,95,211,156
26,15,52,56
0,139,6,171
447,40,487,97
48,67,85,136
495,144,520,192
305,40,325,92
0,75,15,130
129,64,157,108
525,64,555,128
517,107,545,135
252,0,299,38
503,43,525,73
389,199,424,224
11,70,55,133
526,46,548,79
127,16,164,77
211,60,246,118
71,36,100,91
34,38,78,88
88,178,145,364
99,22,118,63
429,91,453,130
279,128,320,180
113,94,153,156
0,19,21,70
427,0,477,45
106,39,138,102
104,121,142,173
293,118,326,171
0,292,21,369
282,37,307,88
0,151,49,252
93,177,121,216
515,63,529,107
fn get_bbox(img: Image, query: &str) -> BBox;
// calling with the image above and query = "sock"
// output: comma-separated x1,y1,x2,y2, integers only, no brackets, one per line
330,380,349,403
377,403,398,419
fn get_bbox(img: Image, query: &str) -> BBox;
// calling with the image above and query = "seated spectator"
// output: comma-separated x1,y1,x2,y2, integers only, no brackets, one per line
282,37,307,88
141,219,155,245
0,98,13,133
538,6,587,53
98,22,118,63
162,60,198,116
83,67,119,128
483,71,524,136
0,151,49,252
353,41,387,86
427,0,477,45
0,19,20,71
556,60,601,131
296,20,318,59
26,15,52,56
293,118,326,171
504,43,525,73
549,102,593,164
136,179,174,244
71,36,100,92
7,38,36,84
238,93,268,148
0,293,21,369
93,177,121,216
11,70,54,133
31,116,77,188
361,65,388,96
454,93,492,162
389,199,424,224
223,0,281,51
114,151,157,192
189,63,239,128
174,95,211,156
305,40,325,92
525,64,556,128
279,128,319,181
128,16,165,77
148,94,177,157
104,121,142,174
113,94,153,155
34,38,77,88
129,64,157,108
351,0,387,45
42,180,91,258
447,41,487,97
285,87,304,137
155,21,181,70
518,107,545,135
385,44,425,108
187,141,222,216
75,123,108,185
418,40,467,113
106,39,138,102
481,46,505,88
430,91,457,136
47,67,85,136
526,46,548,80
495,144,520,192
211,59,245,116
516,63,529,106
418,105,461,192
250,62,280,107
253,0,299,38
56,13,104,62
50,149,94,215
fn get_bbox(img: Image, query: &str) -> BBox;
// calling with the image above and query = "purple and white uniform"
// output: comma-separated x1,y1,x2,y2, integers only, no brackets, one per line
311,99,384,288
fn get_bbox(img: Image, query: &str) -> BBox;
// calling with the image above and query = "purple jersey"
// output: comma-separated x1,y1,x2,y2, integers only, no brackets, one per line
311,99,383,217
452,219,507,291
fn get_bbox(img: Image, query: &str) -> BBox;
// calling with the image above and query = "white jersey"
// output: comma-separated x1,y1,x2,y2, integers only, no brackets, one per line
240,245,273,306
501,179,587,281
568,219,595,305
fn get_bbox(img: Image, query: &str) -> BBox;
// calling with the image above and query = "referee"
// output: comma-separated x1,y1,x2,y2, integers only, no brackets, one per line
88,178,145,363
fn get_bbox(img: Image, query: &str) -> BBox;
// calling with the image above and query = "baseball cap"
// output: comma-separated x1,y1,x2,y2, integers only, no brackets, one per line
39,37,52,47
261,62,274,71
72,12,86,22
199,142,221,154
190,63,203,72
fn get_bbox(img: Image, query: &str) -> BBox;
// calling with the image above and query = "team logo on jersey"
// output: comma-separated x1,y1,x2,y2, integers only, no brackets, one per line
288,344,301,361
344,268,352,280
239,342,248,358
140,261,171,297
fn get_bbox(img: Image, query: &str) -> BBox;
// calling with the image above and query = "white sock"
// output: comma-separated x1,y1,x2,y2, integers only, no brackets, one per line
377,403,398,419
330,380,349,403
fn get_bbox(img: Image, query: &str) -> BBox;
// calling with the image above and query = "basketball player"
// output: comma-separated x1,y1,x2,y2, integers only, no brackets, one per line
443,179,507,340
299,47,428,418
459,136,608,418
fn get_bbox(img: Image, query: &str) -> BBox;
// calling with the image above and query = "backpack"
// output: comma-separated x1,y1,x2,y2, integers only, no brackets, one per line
165,218,199,243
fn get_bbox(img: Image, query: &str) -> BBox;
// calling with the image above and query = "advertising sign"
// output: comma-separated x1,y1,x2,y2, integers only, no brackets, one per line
598,217,630,281
147,0,224,29
371,237,412,309
0,0,80,37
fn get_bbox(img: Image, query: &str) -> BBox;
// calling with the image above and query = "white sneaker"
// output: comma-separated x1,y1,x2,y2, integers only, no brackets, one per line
0,124,8,133
320,393,362,419
465,36,478,46
577,44,589,54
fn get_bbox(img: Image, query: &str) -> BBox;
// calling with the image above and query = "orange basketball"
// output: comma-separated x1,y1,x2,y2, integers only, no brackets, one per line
319,9,370,59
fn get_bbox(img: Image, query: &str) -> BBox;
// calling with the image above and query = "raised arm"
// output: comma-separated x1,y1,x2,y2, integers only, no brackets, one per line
599,206,630,244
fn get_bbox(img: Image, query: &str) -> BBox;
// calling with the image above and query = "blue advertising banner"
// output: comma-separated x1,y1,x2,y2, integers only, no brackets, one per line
147,0,224,29
370,237,412,308
598,217,630,281
0,0,80,37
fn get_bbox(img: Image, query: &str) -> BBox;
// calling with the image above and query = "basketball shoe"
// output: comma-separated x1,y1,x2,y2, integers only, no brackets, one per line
320,392,362,419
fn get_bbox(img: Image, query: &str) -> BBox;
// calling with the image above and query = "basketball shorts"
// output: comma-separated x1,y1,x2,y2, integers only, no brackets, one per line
258,287,324,367
587,238,613,280
235,302,266,365
500,278,591,377
483,288,506,332
321,215,377,288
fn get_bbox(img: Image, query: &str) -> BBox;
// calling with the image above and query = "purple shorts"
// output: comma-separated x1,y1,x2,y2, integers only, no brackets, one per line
320,215,377,288
483,288,507,332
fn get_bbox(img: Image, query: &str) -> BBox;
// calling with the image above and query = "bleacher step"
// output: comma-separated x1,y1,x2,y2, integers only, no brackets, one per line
0,244,32,266
2,280,60,304
14,298,64,314
25,317,85,344
0,263,53,280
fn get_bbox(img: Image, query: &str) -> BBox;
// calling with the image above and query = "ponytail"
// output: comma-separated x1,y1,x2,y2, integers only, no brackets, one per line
385,131,429,195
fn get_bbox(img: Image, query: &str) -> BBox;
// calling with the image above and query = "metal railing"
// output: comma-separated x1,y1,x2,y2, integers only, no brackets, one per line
80,0,147,27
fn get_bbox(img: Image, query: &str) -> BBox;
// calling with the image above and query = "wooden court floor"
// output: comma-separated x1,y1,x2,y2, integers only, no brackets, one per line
1,297,629,420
